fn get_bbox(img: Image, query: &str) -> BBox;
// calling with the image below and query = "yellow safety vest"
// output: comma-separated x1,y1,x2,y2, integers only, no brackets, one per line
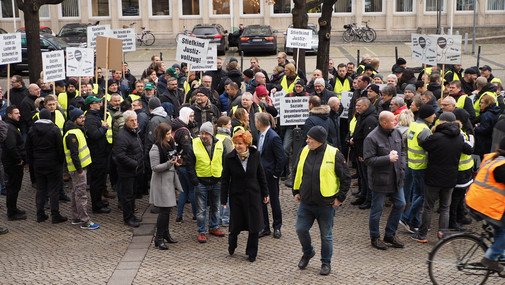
445,70,460,83
33,109,66,135
63,128,92,172
93,83,98,95
333,78,351,98
105,112,113,144
491,77,502,84
230,104,262,117
129,94,141,102
294,145,340,197
455,94,468,109
57,90,80,116
349,116,357,136
215,133,234,151
474,91,498,117
407,121,430,169
458,131,474,171
280,76,300,94
192,137,224,178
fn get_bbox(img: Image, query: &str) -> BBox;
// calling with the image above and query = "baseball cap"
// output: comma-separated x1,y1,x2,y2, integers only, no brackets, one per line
144,82,155,90
85,95,102,105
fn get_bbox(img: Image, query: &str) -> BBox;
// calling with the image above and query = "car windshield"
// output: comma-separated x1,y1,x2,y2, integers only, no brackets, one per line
58,27,87,37
46,36,70,49
243,27,271,37
192,27,218,36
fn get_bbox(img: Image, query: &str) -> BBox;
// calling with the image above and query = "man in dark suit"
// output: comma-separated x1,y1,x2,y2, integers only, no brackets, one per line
255,112,287,239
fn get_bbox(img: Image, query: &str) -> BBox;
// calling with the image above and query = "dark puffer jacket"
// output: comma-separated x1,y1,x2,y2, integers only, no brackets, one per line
353,105,378,157
25,120,64,174
116,126,144,177
303,105,331,144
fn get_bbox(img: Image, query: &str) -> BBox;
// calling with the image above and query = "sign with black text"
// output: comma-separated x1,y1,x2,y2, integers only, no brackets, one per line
0,33,22,65
280,97,310,126
431,34,462,64
66,48,95,77
42,50,66,82
111,28,136,52
411,34,437,65
87,25,111,49
176,35,209,65
340,91,354,119
190,44,217,71
285,28,312,50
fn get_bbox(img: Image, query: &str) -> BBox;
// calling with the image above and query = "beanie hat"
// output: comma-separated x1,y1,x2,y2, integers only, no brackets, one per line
396,58,407,65
148,97,161,109
108,78,118,87
465,67,478,75
229,57,238,63
197,87,211,97
69,107,84,122
364,63,374,71
55,80,66,87
39,109,51,120
439,112,456,122
178,107,194,125
172,63,181,70
255,85,268,97
405,84,416,93
200,121,214,136
307,126,327,143
67,78,78,88
243,69,254,78
295,78,305,86
393,66,405,73
418,104,435,119
314,78,325,86
368,84,380,94
374,73,384,81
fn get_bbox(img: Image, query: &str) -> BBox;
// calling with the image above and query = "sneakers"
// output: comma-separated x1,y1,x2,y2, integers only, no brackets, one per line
399,220,418,234
411,233,428,243
371,237,388,250
209,228,225,237
81,222,100,230
437,231,445,240
197,233,207,243
481,257,505,275
383,235,404,248
176,217,183,223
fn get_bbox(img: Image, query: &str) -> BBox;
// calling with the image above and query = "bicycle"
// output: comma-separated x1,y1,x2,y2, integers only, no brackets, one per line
342,22,375,43
427,216,505,284
175,26,190,44
361,20,376,42
129,22,155,46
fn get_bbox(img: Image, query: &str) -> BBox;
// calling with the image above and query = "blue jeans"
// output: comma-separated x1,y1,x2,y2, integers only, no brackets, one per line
403,167,413,204
295,202,336,265
401,168,426,228
195,183,220,233
177,166,196,218
369,190,406,239
485,215,505,260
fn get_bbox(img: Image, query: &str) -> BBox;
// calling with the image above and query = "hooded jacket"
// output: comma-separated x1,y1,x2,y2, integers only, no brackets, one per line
475,105,502,155
9,86,29,108
25,119,64,174
145,107,171,155
116,126,144,177
427,82,442,100
1,117,25,167
303,105,331,143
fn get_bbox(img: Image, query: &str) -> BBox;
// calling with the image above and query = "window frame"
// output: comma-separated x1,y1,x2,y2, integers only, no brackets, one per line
0,0,20,20
393,0,416,15
58,0,81,20
179,0,202,19
270,0,293,17
239,0,264,18
39,4,51,20
88,0,111,19
486,0,505,13
118,0,142,19
424,0,447,15
332,0,354,15
455,0,477,14
209,0,231,18
148,0,172,18
363,0,386,15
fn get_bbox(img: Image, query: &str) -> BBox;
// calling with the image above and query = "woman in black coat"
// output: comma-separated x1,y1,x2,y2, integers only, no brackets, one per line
221,130,269,262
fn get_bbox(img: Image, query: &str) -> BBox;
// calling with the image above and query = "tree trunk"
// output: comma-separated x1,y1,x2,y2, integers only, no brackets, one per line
292,0,307,76
23,1,42,83
316,0,337,81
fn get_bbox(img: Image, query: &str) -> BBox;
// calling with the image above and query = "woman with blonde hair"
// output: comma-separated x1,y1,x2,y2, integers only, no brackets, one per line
231,107,249,135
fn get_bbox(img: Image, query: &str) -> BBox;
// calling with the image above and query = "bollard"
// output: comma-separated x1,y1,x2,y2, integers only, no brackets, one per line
395,47,398,62
240,51,244,72
477,46,481,67
357,50,360,66
160,52,163,61
464,33,468,54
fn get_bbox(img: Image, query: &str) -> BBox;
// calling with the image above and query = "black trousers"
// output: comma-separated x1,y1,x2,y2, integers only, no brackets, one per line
5,164,24,217
36,168,62,217
262,175,282,231
156,207,171,238
229,231,259,258
88,162,107,210
120,176,136,222
450,186,467,225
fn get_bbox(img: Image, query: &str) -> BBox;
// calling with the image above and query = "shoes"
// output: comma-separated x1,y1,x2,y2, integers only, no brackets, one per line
52,214,68,224
8,213,27,221
81,222,100,230
320,264,331,275
198,233,207,243
71,219,83,225
371,237,388,250
133,215,142,223
437,231,445,240
124,218,140,227
59,194,71,202
101,201,110,207
411,233,428,243
481,257,505,275
0,227,8,235
154,238,169,250
209,228,225,237
284,179,294,188
176,217,183,223
273,229,282,239
298,251,316,269
258,229,272,238
16,209,26,215
103,192,116,199
399,220,418,234
449,222,466,232
383,235,404,248
248,255,256,262
351,197,366,205
93,207,111,214
459,216,472,225
359,201,372,210
163,232,178,243
37,213,49,223
228,246,235,255
150,207,160,214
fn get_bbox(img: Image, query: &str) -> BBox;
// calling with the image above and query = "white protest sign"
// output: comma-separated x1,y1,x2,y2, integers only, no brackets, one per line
42,50,66,82
285,28,312,49
411,34,437,65
111,28,136,52
271,90,286,118
66,48,95,77
340,91,354,119
431,34,462,64
176,35,209,65
190,44,217,71
87,25,111,49
280,96,310,126
0,33,22,65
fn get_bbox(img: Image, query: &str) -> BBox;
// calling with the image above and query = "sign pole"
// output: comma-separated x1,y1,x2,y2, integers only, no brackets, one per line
295,48,300,72
423,64,428,86
441,64,445,87
6,64,10,106
79,77,82,96
53,82,56,97
104,38,109,121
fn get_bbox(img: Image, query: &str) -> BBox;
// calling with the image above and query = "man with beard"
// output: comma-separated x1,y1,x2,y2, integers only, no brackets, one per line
204,58,227,91
159,77,183,118
461,68,478,95
58,79,84,116
190,87,221,133
9,75,29,108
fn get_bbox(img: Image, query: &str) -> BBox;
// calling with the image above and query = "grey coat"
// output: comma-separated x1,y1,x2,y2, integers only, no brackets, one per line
149,144,183,207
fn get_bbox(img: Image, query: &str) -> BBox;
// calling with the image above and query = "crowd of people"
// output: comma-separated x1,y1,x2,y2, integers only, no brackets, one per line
0,52,505,276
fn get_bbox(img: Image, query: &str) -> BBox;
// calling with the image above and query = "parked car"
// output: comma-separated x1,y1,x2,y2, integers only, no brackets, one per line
16,26,55,36
57,23,90,48
0,33,69,76
284,23,319,54
190,24,228,55
228,25,244,48
238,25,278,55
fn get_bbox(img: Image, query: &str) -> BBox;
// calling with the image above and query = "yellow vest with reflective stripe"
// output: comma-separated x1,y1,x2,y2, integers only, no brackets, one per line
33,110,66,135
474,91,498,117
459,131,474,171
491,77,502,84
63,128,92,171
445,70,460,82
230,104,262,116
293,145,340,197
129,94,141,102
57,91,80,116
333,78,351,98
192,137,223,178
280,76,300,94
349,116,357,136
93,83,98,94
455,94,468,109
105,112,113,144
407,121,430,169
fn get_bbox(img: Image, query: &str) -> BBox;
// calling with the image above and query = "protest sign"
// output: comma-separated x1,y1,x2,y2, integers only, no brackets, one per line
271,90,286,118
431,35,462,64
411,34,437,65
111,28,136,52
280,96,310,126
66,48,94,77
285,28,312,50
87,25,111,49
96,36,123,71
340,91,354,119
176,35,209,65
0,33,22,65
42,50,66,82
190,44,217,71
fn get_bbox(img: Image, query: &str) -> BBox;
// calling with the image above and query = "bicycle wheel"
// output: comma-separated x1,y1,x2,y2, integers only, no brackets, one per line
342,29,355,43
368,28,377,42
428,234,490,285
142,32,155,46
362,30,375,43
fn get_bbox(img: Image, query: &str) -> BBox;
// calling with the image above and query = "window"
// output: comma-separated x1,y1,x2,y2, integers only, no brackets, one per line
488,0,505,10
273,0,291,14
396,0,413,12
334,0,352,13
1,0,19,18
426,0,445,12
457,0,475,11
151,0,170,16
121,0,139,17
39,5,50,18
212,0,230,15
61,0,80,17
242,0,261,14
182,0,200,15
91,0,109,17
364,0,383,13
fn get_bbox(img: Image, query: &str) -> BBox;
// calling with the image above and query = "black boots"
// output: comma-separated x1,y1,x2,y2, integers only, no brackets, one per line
163,231,178,244
154,237,168,250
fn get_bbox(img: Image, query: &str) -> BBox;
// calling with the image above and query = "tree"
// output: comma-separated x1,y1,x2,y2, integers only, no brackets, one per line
15,0,65,83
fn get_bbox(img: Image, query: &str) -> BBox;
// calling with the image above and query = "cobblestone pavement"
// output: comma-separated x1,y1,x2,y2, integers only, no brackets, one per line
1,169,504,284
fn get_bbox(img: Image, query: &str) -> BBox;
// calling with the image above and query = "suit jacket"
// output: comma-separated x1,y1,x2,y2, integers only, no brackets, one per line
259,128,287,177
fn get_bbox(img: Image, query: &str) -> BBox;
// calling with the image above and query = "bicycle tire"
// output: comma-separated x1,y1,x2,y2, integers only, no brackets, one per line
142,32,155,46
428,234,490,285
362,30,375,43
342,29,355,43
368,27,377,41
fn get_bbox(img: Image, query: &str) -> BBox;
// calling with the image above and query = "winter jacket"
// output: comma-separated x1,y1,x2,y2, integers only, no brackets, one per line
9,86,29,108
63,121,87,173
190,102,221,134
158,88,183,117
303,105,331,144
427,82,442,100
19,93,38,126
492,117,505,153
149,144,182,208
172,117,194,167
217,69,244,95
352,105,378,157
310,89,337,105
145,107,171,155
25,119,64,174
116,126,144,177
84,109,110,164
475,105,502,156
204,68,227,91
1,117,25,167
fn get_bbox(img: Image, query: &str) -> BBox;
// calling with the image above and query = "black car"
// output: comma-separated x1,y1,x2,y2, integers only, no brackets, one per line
0,33,69,76
191,24,228,55
238,25,278,55
57,23,90,47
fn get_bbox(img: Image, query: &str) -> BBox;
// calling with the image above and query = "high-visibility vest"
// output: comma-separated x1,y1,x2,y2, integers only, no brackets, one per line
445,70,460,82
280,75,300,94
215,133,234,151
33,109,66,135
458,131,474,171
192,137,224,178
491,77,502,84
232,125,246,135
230,104,262,116
105,93,124,102
129,94,141,102
63,128,92,172
455,94,468,109
294,145,340,197
407,121,430,169
92,83,99,94
474,91,498,117
105,112,113,144
466,154,505,220
349,116,357,136
58,90,80,115
333,78,351,98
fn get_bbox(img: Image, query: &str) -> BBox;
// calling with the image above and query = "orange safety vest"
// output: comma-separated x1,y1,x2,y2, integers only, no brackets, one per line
466,153,505,221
